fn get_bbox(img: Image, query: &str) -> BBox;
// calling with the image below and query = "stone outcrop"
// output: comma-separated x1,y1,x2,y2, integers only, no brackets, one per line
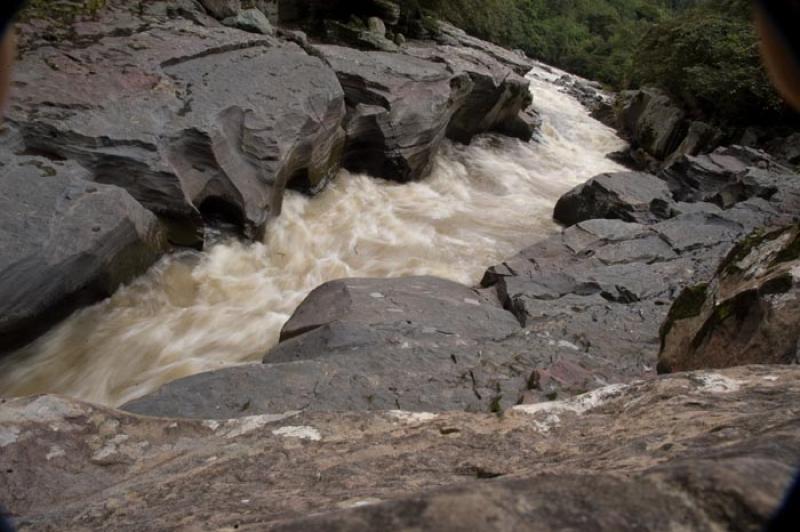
405,44,535,143
10,7,347,240
4,366,800,530
0,157,167,355
659,224,800,373
660,146,797,207
317,45,472,182
553,171,673,226
615,88,688,164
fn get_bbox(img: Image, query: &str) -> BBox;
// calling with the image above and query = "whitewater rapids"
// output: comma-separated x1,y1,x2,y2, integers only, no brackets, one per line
0,65,626,406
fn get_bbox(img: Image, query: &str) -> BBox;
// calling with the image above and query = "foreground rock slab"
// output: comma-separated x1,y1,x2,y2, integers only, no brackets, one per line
4,366,800,531
0,157,166,355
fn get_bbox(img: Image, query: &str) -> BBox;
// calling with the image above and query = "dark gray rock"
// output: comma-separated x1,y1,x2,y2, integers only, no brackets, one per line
200,0,240,19
405,44,534,143
553,172,674,226
317,45,471,182
660,145,797,206
10,11,346,241
0,157,167,355
617,88,688,161
123,276,534,417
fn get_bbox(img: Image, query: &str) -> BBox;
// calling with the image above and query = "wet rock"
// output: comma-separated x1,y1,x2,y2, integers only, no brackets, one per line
222,8,274,35
124,276,527,417
659,224,800,373
0,157,167,355
660,146,798,207
7,367,800,530
617,88,688,161
404,44,534,143
10,11,346,240
553,171,674,226
317,45,471,182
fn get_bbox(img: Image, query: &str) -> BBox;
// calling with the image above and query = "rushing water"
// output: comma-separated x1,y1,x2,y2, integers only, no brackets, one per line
0,65,626,406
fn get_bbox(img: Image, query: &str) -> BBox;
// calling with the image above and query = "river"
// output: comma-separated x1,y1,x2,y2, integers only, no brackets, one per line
0,64,627,406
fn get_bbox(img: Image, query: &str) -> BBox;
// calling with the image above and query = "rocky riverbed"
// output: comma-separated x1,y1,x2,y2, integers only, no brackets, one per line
2,1,800,530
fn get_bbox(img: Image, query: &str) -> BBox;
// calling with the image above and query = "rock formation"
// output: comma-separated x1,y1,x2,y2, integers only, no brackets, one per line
1,0,536,355
3,366,800,530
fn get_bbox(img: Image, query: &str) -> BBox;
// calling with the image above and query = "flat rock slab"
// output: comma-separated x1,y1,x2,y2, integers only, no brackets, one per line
316,44,472,182
0,157,166,354
5,366,800,531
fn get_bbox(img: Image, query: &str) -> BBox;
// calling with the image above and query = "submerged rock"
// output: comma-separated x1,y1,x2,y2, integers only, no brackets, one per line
0,157,166,355
659,224,800,373
6,367,800,530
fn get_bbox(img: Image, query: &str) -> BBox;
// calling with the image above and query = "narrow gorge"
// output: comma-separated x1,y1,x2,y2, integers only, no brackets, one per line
1,1,799,531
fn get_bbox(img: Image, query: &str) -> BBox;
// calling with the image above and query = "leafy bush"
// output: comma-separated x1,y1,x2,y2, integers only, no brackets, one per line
630,0,788,124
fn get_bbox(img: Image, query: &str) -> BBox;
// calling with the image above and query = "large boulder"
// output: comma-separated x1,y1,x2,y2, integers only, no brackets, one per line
553,171,674,226
123,276,527,417
5,366,800,530
659,224,800,373
405,44,534,143
0,157,167,355
10,5,346,241
616,88,688,161
316,45,472,182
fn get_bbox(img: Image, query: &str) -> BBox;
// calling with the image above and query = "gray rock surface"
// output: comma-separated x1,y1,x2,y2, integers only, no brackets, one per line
617,88,688,161
123,276,529,417
10,3,346,240
317,45,471,182
200,0,241,19
553,171,674,226
6,366,800,531
660,146,798,207
405,44,534,143
0,157,167,355
436,22,534,76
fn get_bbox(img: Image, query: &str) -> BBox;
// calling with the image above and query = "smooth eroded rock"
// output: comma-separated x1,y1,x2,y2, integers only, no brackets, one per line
317,45,471,182
0,157,167,355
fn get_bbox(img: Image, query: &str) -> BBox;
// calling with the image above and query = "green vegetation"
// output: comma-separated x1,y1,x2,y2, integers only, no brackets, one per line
416,0,789,124
630,0,786,124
